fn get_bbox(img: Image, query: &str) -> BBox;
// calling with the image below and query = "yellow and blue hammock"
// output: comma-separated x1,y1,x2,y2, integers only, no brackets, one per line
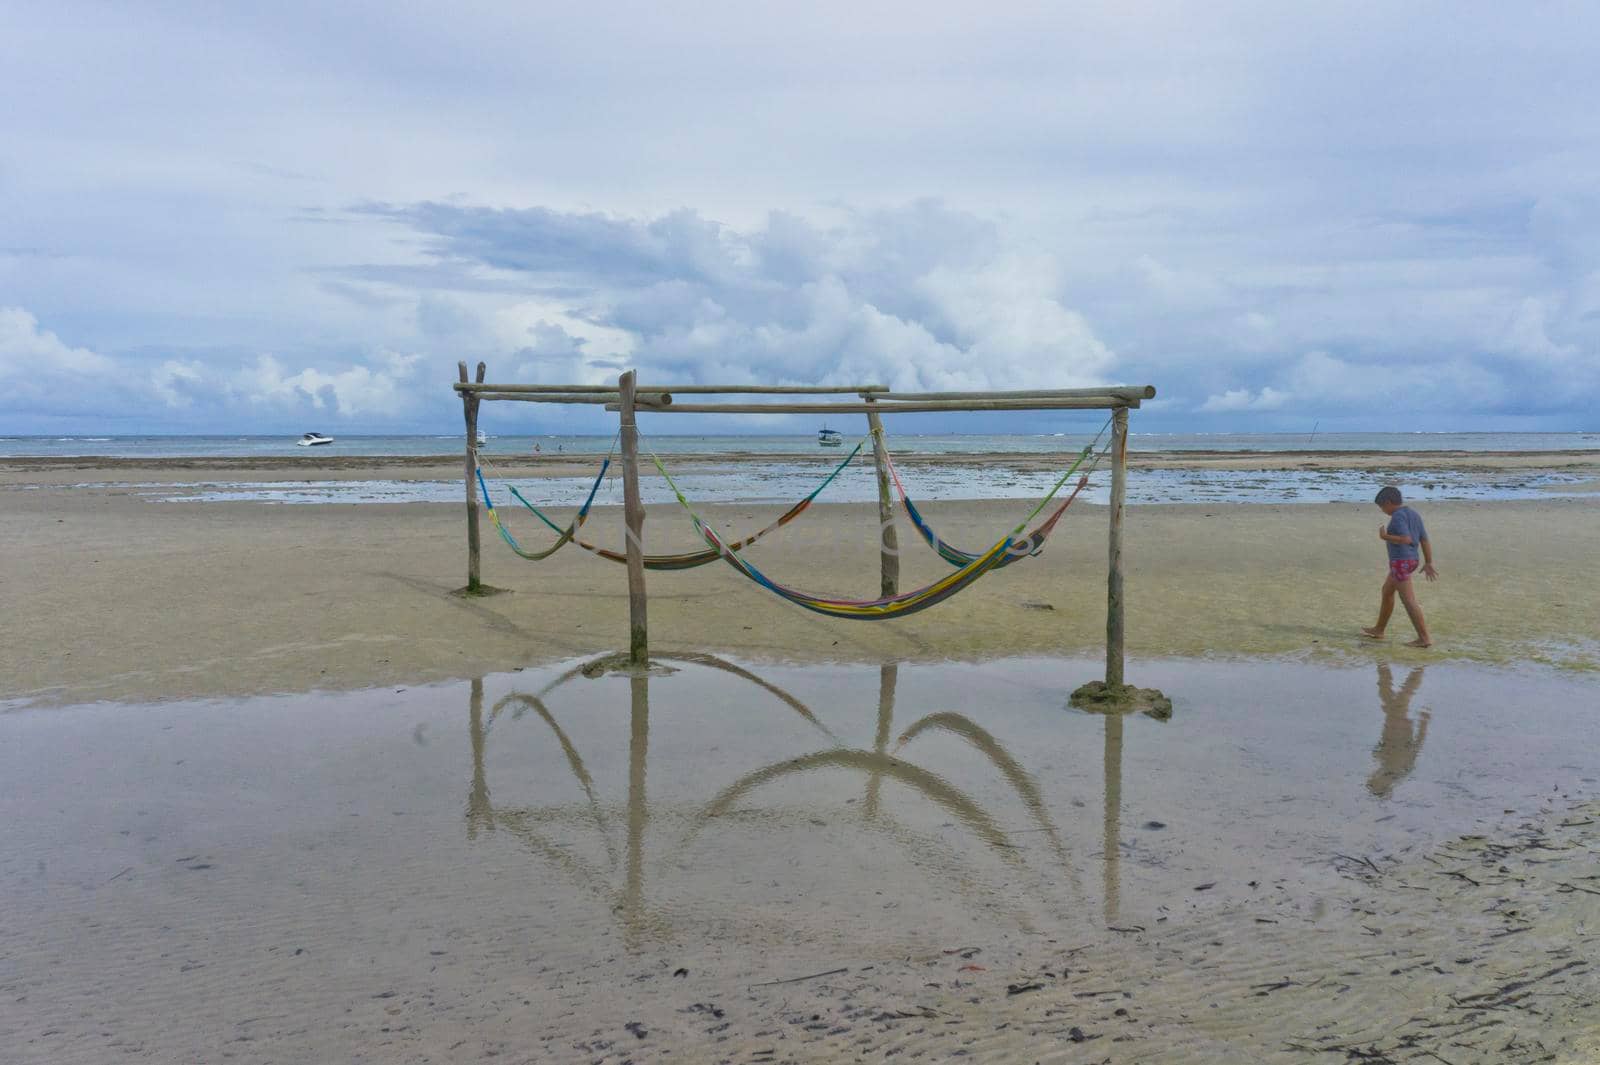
650,441,1099,621
883,433,1103,570
478,439,865,569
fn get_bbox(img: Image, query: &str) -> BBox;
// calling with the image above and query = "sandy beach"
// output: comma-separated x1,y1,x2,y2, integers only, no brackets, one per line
3,452,1598,706
3,454,1599,1063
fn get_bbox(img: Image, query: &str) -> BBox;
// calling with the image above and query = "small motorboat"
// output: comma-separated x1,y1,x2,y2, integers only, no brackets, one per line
297,432,334,447
476,429,488,446
817,426,843,448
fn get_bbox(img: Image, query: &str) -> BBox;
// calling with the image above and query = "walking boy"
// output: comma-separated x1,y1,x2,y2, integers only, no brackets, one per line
1361,486,1437,648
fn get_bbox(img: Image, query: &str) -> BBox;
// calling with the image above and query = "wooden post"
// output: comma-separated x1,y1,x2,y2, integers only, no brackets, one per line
864,403,899,598
460,361,482,593
1105,406,1129,687
618,370,649,664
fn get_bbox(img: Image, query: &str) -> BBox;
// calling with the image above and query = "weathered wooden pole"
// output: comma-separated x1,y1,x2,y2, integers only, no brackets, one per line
864,401,899,598
1105,406,1129,686
618,370,649,664
460,361,485,592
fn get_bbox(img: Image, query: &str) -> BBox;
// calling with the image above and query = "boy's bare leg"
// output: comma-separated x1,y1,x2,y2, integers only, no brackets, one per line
1362,577,1397,639
1396,579,1432,648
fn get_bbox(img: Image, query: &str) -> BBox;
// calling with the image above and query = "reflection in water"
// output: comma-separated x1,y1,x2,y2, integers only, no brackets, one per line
863,664,897,818
467,677,490,836
1103,714,1122,924
464,655,1092,947
1368,664,1430,799
895,711,1080,893
624,674,648,946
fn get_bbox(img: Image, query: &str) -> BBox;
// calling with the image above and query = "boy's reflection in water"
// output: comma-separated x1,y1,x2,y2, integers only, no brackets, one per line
1367,663,1430,799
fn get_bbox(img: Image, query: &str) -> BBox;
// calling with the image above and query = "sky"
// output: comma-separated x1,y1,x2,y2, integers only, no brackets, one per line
2,1,1597,435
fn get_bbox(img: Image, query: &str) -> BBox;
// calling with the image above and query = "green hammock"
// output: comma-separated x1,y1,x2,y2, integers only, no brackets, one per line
478,440,864,569
883,416,1111,569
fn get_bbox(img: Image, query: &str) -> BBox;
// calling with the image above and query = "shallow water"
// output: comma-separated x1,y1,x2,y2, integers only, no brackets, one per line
128,460,1591,506
2,655,1596,1061
8,430,1600,459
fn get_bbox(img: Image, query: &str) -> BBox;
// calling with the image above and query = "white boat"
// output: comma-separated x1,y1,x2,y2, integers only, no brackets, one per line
476,429,488,446
817,426,843,448
297,432,334,447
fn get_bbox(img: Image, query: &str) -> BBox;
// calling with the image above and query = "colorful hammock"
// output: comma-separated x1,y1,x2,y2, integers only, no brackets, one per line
477,458,609,561
478,439,865,570
649,442,1097,621
882,418,1110,569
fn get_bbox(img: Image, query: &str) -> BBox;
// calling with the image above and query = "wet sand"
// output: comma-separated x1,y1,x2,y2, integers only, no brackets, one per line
3,457,1599,707
2,656,1597,1063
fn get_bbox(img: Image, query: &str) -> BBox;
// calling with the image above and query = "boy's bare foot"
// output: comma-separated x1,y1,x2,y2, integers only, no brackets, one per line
1405,638,1432,649
1360,627,1385,640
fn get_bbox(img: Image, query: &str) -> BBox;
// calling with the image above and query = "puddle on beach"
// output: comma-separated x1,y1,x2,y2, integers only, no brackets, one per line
2,655,1596,1060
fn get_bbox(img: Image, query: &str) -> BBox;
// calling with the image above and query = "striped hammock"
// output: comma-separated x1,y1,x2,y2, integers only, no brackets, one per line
649,444,1094,621
478,440,864,569
883,429,1106,569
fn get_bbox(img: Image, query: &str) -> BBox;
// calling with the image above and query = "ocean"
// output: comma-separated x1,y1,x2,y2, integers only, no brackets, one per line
5,431,1599,460
5,433,1596,506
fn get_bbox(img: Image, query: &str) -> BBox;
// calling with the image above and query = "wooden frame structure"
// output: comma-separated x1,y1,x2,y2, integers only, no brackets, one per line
455,362,1154,687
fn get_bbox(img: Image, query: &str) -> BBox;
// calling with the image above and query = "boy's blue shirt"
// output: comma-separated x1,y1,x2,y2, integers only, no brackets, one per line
1386,506,1426,561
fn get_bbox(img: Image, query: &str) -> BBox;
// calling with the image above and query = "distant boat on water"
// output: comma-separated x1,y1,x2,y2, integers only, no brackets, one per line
297,432,333,447
476,429,488,446
818,426,843,448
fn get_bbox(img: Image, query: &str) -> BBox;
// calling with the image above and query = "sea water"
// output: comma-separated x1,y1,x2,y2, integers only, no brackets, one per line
7,432,1596,505
5,430,1599,460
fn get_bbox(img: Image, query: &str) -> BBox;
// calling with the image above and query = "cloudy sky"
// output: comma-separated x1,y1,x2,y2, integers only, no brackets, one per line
3,1,1597,435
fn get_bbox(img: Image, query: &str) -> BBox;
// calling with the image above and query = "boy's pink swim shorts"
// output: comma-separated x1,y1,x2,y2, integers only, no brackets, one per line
1388,558,1419,583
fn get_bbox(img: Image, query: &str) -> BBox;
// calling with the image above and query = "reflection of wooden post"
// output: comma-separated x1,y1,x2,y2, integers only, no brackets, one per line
467,677,490,837
1105,406,1129,686
864,663,899,817
624,673,650,948
461,361,485,592
618,370,649,664
865,405,899,598
1102,714,1123,924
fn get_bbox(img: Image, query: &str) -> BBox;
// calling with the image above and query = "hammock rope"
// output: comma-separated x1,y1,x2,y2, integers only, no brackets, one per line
647,433,1110,620
475,434,617,561
879,415,1113,569
477,437,867,569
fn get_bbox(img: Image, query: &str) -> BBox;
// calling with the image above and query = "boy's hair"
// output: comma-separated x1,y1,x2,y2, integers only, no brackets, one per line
1374,486,1403,506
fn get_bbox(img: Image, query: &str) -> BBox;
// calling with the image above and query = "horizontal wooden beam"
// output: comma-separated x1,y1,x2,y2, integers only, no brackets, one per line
608,397,1139,414
640,384,889,395
455,382,659,394
864,385,1156,402
457,382,886,395
474,391,673,405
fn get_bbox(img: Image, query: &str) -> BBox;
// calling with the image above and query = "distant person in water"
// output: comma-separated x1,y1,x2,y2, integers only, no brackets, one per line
1361,486,1437,648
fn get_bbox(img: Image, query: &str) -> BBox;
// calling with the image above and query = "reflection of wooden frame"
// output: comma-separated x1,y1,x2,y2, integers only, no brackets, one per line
454,362,1155,686
1063,689,1175,922
466,656,1093,945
